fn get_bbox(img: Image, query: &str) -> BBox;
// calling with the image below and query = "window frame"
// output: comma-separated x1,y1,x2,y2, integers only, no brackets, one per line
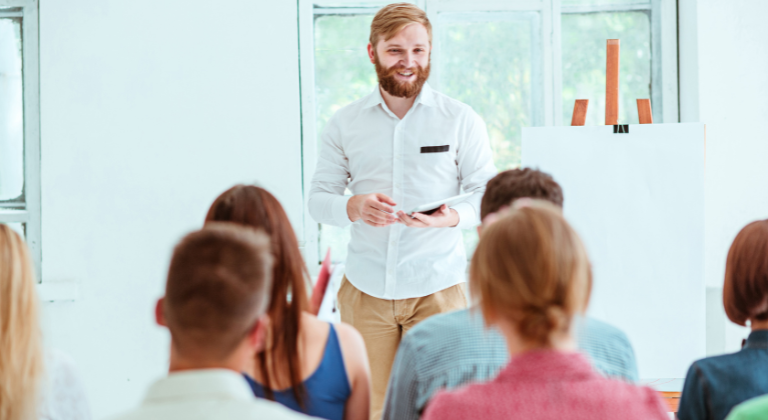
0,0,41,279
298,0,678,268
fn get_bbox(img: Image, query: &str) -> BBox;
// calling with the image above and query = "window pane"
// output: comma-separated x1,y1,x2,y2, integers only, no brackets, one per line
314,14,377,143
437,12,540,172
437,13,540,259
561,12,651,126
0,18,24,202
4,222,25,239
314,14,376,263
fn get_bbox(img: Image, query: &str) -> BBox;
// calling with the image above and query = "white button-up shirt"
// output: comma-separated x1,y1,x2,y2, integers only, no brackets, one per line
106,369,314,420
308,83,496,300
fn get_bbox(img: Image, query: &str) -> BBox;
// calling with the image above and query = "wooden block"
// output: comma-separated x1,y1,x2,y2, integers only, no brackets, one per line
660,392,681,413
571,99,589,126
605,39,620,125
637,99,653,124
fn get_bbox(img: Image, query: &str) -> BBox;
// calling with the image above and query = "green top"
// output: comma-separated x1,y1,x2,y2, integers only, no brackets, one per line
727,395,768,420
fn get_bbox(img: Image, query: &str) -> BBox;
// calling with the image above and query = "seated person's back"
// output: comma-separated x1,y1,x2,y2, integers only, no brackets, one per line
107,224,313,420
678,219,768,420
206,185,369,420
245,315,361,419
421,201,668,420
384,169,638,420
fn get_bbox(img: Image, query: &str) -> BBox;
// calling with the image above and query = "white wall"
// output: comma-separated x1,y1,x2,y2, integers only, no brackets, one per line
679,0,768,355
38,1,302,418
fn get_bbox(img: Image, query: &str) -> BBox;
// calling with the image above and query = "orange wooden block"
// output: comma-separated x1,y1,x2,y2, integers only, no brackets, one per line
571,100,589,126
660,391,681,413
605,39,620,125
637,99,653,124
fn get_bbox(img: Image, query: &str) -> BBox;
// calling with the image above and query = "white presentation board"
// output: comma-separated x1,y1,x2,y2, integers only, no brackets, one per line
522,123,706,379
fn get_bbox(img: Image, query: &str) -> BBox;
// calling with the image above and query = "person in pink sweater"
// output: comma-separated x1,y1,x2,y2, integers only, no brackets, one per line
422,200,669,420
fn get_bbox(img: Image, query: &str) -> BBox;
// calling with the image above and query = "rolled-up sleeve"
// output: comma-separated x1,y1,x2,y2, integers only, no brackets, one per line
450,110,497,229
308,115,354,228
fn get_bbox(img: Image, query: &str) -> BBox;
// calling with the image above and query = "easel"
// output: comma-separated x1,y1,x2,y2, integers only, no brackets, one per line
570,39,653,127
568,39,681,414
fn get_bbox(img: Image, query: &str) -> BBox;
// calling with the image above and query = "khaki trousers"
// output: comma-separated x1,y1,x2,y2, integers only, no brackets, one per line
337,276,467,420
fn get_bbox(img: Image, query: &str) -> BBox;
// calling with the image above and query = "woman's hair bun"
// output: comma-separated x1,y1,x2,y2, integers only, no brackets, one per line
518,305,568,346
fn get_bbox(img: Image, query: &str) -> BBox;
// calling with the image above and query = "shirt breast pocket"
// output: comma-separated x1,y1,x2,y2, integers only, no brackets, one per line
415,144,457,179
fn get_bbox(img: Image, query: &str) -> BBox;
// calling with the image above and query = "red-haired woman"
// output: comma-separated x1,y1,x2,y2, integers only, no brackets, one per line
678,219,768,420
205,185,370,420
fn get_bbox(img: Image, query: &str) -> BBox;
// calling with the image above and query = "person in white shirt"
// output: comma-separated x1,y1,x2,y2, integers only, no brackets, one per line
107,224,314,420
307,4,496,419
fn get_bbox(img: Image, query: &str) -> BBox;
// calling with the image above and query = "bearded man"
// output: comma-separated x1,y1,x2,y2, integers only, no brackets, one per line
308,4,497,419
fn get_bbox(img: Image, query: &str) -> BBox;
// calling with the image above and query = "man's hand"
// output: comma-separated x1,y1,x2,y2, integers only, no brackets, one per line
396,204,459,228
347,193,398,227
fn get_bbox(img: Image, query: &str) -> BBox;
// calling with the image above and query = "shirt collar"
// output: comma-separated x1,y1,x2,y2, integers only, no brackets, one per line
496,349,598,383
362,82,437,110
745,329,768,349
143,369,255,404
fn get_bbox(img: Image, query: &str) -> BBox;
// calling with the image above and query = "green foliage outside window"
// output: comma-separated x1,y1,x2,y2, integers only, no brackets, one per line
561,12,651,126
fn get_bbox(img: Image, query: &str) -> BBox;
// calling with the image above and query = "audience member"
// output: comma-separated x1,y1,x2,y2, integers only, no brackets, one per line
206,185,370,420
678,219,768,420
383,169,639,420
108,224,312,420
726,394,768,420
0,224,92,420
421,200,669,420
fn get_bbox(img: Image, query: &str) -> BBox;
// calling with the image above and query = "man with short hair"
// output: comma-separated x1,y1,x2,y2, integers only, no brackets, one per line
382,168,640,420
108,224,313,420
308,3,496,419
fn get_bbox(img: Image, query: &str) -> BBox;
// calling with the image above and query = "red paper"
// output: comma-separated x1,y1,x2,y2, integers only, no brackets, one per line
309,248,332,315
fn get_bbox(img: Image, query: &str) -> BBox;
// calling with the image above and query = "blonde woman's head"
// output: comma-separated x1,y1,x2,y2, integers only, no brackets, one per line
0,224,44,420
470,200,592,348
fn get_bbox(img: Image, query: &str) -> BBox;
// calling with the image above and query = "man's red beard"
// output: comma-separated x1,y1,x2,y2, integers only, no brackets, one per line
375,55,431,99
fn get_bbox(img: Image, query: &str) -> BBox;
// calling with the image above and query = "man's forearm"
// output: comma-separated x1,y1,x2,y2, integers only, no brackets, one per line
307,190,354,227
346,195,363,222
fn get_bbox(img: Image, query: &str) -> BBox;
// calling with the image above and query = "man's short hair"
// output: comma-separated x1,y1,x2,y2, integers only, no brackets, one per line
164,223,273,360
480,168,564,220
369,3,432,47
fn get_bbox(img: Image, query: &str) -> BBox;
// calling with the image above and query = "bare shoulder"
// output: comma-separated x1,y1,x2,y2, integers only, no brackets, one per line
300,312,331,340
333,322,366,354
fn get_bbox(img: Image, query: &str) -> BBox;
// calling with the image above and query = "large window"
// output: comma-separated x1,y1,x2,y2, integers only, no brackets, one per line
299,0,678,265
0,0,41,276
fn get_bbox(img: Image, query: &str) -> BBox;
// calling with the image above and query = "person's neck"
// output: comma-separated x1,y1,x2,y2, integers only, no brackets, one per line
168,346,246,374
168,357,242,374
380,85,417,120
497,320,576,357
751,318,768,331
504,334,577,357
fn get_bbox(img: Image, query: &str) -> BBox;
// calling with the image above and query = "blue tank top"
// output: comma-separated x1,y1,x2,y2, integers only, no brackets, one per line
245,324,351,420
